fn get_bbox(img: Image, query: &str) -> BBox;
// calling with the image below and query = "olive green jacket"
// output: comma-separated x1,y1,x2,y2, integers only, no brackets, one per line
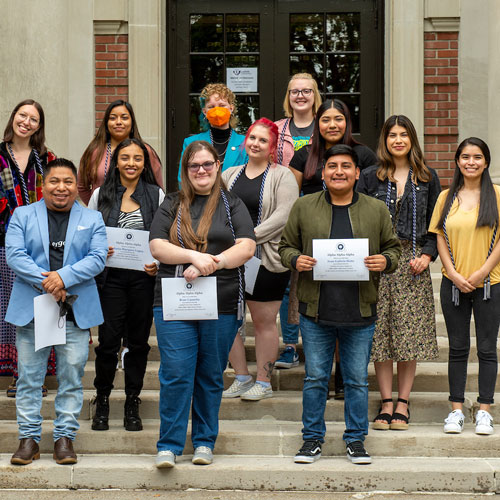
278,191,401,319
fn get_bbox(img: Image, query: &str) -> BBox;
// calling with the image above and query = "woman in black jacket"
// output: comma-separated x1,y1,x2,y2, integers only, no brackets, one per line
357,115,440,431
88,138,164,432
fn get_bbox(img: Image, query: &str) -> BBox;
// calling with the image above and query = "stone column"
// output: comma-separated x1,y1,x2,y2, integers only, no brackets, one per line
0,0,94,162
385,0,425,142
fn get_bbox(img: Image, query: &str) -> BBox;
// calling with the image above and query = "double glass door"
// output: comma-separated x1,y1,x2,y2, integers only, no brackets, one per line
167,0,383,189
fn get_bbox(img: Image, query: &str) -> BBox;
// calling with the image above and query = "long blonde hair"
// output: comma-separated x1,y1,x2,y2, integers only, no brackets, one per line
170,141,223,252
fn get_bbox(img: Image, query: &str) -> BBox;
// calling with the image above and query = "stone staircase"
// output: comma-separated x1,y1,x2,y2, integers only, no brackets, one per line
1,261,500,494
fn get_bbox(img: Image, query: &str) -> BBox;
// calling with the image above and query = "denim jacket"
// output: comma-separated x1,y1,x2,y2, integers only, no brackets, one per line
356,165,441,259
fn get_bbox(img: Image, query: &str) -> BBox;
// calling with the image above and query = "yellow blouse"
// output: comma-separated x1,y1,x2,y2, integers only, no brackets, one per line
428,186,500,286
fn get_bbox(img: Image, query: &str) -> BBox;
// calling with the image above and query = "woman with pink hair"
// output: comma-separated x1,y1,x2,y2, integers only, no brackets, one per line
222,118,299,400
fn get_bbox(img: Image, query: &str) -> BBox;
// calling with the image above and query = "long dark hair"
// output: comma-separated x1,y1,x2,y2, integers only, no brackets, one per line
170,141,223,252
436,137,498,229
304,99,359,179
97,138,158,224
79,100,142,189
376,115,431,183
3,99,47,154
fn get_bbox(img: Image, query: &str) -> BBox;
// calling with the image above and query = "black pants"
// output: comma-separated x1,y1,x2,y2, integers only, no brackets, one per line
94,268,155,396
440,276,500,404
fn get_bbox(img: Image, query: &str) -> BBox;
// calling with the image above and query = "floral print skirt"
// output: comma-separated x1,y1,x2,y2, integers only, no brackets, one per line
371,240,438,362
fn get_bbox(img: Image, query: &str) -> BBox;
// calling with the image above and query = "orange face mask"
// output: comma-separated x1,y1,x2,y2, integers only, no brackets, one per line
206,107,231,127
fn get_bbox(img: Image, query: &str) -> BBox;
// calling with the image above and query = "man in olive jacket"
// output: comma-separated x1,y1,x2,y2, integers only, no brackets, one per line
279,144,400,465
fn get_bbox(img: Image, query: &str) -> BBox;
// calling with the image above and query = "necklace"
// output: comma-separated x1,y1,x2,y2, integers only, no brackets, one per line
209,129,232,163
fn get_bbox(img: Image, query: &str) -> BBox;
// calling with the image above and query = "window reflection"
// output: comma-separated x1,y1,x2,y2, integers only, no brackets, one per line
290,14,323,52
226,15,259,53
190,14,223,52
326,13,360,52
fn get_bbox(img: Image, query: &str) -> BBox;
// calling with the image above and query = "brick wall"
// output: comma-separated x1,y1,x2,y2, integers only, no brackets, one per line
94,34,129,130
423,32,459,187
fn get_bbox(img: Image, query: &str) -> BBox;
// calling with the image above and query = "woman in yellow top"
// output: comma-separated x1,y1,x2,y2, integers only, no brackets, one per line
429,137,500,436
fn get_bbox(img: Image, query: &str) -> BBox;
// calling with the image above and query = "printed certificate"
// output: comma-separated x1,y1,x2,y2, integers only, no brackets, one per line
161,276,219,321
244,256,261,295
106,227,154,271
312,238,369,281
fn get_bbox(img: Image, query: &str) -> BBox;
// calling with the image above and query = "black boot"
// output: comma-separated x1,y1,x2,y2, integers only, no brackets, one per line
334,362,344,400
91,394,110,430
124,395,143,431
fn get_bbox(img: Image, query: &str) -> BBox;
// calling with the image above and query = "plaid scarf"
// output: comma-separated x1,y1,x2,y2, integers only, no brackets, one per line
0,143,55,236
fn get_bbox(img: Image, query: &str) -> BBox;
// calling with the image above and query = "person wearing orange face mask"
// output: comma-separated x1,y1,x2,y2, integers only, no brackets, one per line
177,83,247,187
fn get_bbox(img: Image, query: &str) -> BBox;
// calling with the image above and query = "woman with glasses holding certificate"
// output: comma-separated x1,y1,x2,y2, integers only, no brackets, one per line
88,138,164,433
150,140,255,468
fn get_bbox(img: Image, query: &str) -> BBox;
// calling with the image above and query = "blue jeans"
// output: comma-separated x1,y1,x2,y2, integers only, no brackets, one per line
154,308,239,455
279,284,299,344
300,314,374,444
16,321,89,442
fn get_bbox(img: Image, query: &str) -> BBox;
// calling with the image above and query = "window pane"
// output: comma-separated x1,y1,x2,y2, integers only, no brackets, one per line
226,54,259,68
234,95,259,133
327,94,360,134
326,54,360,93
190,55,224,93
189,96,203,135
290,14,323,53
190,14,223,52
226,14,259,52
326,13,360,52
290,54,324,92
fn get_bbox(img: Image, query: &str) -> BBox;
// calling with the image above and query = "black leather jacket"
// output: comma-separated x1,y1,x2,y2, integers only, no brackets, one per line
356,165,441,259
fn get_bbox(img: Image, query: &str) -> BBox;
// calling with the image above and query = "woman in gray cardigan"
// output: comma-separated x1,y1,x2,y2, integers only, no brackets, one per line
221,118,299,400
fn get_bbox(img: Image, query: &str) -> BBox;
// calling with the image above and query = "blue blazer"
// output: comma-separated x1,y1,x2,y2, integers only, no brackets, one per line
5,199,108,328
177,129,248,185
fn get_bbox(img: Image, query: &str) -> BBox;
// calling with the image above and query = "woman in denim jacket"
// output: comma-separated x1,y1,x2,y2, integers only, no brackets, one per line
357,115,440,431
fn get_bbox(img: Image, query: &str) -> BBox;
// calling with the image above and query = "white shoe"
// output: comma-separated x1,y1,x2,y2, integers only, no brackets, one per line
222,378,253,398
240,382,273,401
444,409,465,434
475,410,494,435
192,446,213,465
156,450,176,468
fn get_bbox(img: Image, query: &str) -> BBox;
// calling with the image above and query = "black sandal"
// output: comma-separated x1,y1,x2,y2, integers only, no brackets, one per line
390,398,410,430
373,398,393,430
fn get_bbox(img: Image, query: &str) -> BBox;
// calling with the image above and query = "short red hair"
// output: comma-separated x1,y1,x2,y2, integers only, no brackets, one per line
244,117,279,164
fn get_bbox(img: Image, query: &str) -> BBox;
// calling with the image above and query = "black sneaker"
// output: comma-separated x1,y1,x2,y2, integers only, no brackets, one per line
294,439,322,463
346,440,372,464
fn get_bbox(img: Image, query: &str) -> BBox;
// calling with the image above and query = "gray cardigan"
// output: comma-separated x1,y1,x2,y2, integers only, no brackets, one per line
222,164,299,273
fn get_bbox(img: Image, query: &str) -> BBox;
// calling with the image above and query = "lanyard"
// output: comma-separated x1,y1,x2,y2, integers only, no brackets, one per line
229,162,270,258
175,190,244,320
442,192,497,305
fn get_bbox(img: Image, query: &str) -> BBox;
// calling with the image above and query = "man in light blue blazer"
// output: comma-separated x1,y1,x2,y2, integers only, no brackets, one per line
6,158,107,466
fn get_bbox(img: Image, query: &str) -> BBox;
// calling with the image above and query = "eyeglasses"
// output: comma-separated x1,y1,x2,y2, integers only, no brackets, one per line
187,161,216,172
17,112,39,127
289,89,313,97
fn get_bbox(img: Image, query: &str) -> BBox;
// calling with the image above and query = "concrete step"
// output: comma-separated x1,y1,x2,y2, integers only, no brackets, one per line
2,391,490,424
0,454,496,493
2,420,500,458
0,361,488,393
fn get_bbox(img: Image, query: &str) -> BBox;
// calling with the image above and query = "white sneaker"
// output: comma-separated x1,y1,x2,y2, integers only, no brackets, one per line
192,446,213,465
222,378,253,398
240,382,273,401
155,450,176,468
475,410,494,435
444,409,465,434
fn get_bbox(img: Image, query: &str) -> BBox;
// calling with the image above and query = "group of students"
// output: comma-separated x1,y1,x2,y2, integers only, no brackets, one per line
1,70,499,468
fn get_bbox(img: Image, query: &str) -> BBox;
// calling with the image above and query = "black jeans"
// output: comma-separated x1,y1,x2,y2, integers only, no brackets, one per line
94,268,155,396
440,276,500,404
